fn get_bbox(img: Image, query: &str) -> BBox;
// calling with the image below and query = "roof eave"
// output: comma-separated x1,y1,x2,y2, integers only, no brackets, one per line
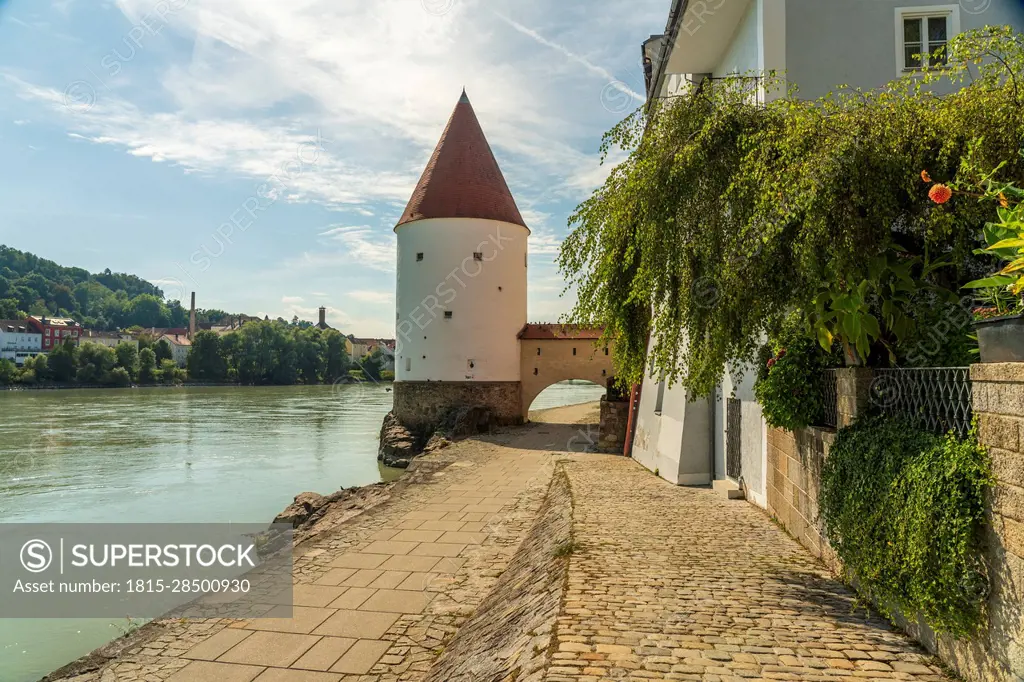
647,0,690,111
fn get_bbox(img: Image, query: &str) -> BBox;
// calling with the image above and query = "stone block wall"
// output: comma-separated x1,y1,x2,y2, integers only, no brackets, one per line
764,364,1024,682
961,363,1024,681
393,381,523,432
765,426,839,572
597,397,629,453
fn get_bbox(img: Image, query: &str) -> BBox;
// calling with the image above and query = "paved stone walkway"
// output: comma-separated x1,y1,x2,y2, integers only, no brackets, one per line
547,454,951,682
63,404,597,682
57,405,955,682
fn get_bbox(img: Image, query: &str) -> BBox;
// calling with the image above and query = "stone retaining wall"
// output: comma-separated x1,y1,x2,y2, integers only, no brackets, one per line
765,426,839,573
393,381,522,431
765,365,1024,682
423,464,573,682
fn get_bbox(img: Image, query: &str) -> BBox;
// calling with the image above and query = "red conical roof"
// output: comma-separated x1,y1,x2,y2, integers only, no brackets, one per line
396,91,528,230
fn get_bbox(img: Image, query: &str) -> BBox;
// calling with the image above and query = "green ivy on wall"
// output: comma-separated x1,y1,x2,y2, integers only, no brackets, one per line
819,415,992,637
754,315,839,430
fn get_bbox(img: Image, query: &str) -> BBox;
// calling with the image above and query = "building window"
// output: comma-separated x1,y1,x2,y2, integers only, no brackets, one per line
533,367,538,375
654,379,667,415
896,6,958,73
572,347,577,356
536,347,541,356
604,347,609,356
444,311,453,319
416,252,424,261
473,252,483,261
467,359,475,370
405,357,411,372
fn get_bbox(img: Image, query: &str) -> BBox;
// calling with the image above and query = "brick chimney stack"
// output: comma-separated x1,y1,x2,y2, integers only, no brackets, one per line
189,292,197,339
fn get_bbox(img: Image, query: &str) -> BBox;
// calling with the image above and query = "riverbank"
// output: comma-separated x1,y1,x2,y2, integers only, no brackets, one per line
41,400,600,681
1,378,393,391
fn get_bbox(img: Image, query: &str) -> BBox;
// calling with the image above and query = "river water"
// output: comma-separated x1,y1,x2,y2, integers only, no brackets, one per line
0,380,604,681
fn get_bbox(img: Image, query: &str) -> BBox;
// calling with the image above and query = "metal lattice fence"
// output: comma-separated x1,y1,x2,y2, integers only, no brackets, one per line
870,367,973,438
819,369,839,429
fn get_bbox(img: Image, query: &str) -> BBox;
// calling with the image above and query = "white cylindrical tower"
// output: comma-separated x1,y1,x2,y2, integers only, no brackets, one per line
391,90,529,430
396,217,528,381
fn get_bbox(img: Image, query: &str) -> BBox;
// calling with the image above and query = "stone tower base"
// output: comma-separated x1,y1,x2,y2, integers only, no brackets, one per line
393,381,523,432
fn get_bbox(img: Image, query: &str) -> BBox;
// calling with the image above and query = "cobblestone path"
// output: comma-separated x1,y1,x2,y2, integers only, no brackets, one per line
547,454,952,682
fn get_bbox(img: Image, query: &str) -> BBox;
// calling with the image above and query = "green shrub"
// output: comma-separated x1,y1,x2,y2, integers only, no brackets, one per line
819,415,991,636
754,317,835,431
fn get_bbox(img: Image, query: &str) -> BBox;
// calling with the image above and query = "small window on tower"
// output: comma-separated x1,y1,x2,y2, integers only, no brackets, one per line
533,368,538,375
604,347,609,356
467,359,475,370
572,347,577,356
473,252,483,261
444,311,453,319
416,253,424,261
405,357,411,372
536,347,541,356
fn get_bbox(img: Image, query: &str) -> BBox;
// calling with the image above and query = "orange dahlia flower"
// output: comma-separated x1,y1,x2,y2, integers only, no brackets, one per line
929,184,952,204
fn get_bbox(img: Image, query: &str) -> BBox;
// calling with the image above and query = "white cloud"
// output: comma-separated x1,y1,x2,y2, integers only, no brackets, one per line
281,295,304,304
314,225,397,273
348,290,394,305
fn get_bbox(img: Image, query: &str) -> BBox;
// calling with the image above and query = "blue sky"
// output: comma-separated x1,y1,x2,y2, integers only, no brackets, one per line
0,0,664,336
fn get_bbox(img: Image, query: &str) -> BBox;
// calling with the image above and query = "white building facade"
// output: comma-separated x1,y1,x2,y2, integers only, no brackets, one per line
0,320,43,366
81,330,138,350
159,334,191,368
633,0,1022,505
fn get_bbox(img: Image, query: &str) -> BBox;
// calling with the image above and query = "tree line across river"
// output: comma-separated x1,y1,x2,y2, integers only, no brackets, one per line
0,320,392,387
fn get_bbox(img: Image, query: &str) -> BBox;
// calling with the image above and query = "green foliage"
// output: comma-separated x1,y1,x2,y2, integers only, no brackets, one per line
159,359,184,384
76,342,118,384
47,339,78,382
754,317,836,430
108,367,132,387
154,339,173,363
138,347,157,383
380,369,395,382
0,358,18,385
187,331,227,382
115,342,139,381
819,415,991,636
959,149,1024,313
192,322,351,386
559,27,1024,394
0,244,185,329
26,354,49,381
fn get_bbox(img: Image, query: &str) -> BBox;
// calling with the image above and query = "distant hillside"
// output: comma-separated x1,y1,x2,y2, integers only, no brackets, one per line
0,245,188,330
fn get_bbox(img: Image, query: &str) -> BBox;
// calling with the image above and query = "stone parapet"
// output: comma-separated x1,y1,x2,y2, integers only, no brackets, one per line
393,381,523,432
835,366,873,427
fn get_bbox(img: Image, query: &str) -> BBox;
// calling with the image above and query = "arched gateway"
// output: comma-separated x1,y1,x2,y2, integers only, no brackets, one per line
518,324,615,419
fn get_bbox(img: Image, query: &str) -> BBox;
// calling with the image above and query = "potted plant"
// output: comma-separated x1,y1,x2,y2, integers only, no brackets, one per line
925,160,1024,362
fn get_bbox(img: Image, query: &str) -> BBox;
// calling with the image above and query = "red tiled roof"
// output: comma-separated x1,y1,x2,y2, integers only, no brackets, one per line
396,91,527,230
517,324,605,340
